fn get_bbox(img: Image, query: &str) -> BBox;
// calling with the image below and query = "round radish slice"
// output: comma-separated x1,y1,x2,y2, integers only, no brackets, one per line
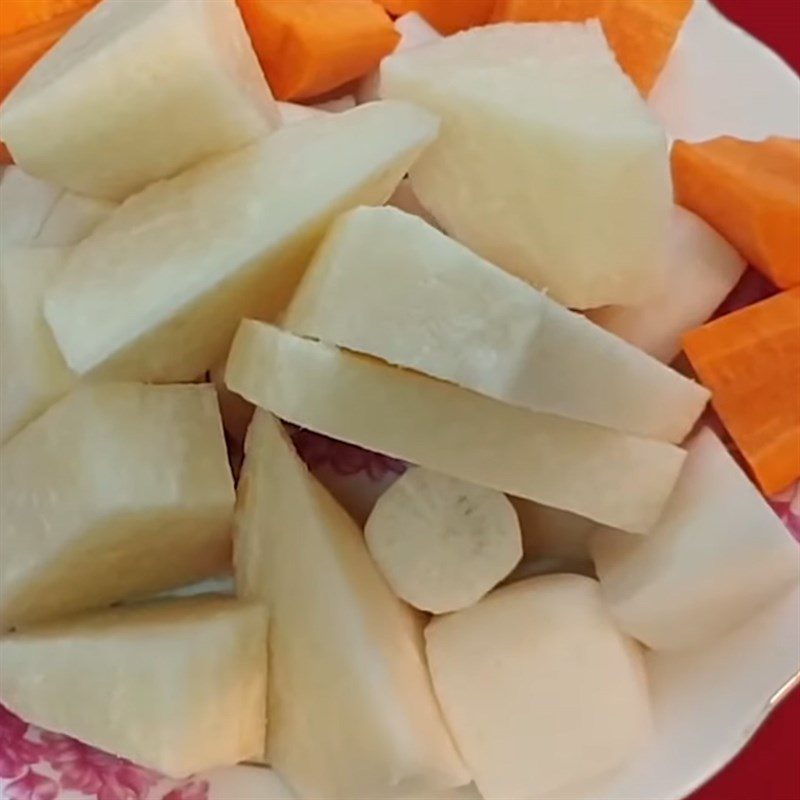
365,467,522,613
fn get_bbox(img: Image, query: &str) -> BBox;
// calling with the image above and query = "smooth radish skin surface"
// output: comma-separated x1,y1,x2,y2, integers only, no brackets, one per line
0,166,115,248
0,595,266,777
44,102,439,383
0,383,235,630
588,205,747,363
234,412,468,799
0,0,280,201
592,428,800,651
284,206,708,442
425,574,652,800
0,247,75,443
225,322,686,533
364,467,522,613
379,21,671,309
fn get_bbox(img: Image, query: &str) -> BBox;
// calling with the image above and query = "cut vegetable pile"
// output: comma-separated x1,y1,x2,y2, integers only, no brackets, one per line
0,0,798,799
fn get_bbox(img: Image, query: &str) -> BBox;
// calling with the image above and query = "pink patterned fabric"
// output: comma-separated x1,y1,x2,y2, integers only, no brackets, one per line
291,426,406,480
0,713,207,800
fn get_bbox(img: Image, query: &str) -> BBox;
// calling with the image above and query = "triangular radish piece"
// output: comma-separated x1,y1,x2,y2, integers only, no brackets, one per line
284,205,708,442
226,322,685,533
592,428,800,651
0,247,75,442
44,101,438,383
0,595,266,777
380,22,671,309
0,383,235,629
0,0,280,201
235,411,468,799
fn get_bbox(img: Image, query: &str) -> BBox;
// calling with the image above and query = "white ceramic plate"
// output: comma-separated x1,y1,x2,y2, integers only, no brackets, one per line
1,2,799,799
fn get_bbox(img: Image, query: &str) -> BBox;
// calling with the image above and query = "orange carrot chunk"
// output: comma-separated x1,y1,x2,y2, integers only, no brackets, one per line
237,0,400,101
0,142,11,165
672,137,800,289
683,288,800,495
0,3,97,103
492,0,693,95
376,0,494,34
0,0,97,37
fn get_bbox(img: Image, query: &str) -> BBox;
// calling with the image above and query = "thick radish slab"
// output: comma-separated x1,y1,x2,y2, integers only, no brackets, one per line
425,574,652,800
0,247,75,443
379,21,671,308
588,205,746,363
0,0,280,201
44,102,439,383
591,428,800,651
284,205,708,442
234,411,468,799
0,595,266,777
0,383,235,629
225,322,686,533
365,467,522,613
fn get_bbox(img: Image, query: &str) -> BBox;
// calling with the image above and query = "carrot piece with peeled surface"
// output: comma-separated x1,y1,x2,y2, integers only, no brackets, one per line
683,288,800,495
237,0,400,101
0,0,98,37
492,0,693,94
672,137,800,289
0,4,97,103
376,0,494,34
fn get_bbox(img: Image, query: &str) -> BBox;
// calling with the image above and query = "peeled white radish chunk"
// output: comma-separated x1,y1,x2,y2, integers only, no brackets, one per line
425,575,651,800
587,206,747,362
0,595,266,776
0,0,280,201
314,95,357,112
44,102,438,383
380,22,671,308
278,101,328,124
235,411,468,799
592,428,800,651
0,383,235,629
0,167,114,248
358,12,441,103
0,248,75,443
226,322,686,533
284,206,708,442
365,467,522,613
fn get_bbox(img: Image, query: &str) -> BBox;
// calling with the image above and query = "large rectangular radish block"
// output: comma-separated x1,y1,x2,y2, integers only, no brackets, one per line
380,22,671,309
588,206,747,363
0,248,75,442
592,429,800,651
0,167,115,248
235,411,467,799
0,0,279,201
425,575,651,800
0,596,266,776
226,322,686,532
284,206,708,442
44,102,439,383
0,384,235,629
